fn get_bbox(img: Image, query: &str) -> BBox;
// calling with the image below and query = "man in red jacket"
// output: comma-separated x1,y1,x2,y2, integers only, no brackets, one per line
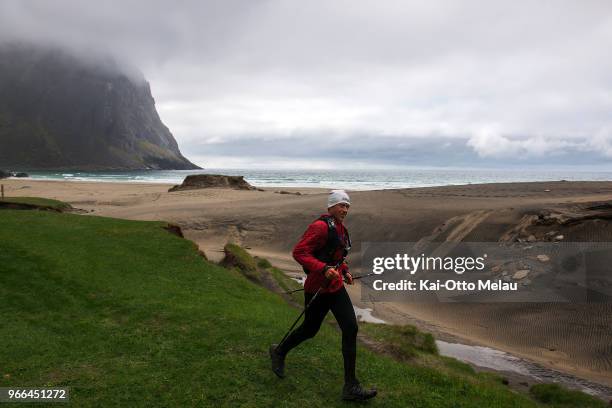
270,190,377,401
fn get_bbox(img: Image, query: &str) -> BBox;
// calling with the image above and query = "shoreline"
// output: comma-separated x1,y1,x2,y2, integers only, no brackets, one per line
4,174,612,194
2,177,611,392
0,177,331,193
7,170,612,192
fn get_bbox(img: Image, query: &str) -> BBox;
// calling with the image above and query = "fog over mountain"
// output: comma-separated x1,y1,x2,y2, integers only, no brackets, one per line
0,43,199,170
1,0,611,168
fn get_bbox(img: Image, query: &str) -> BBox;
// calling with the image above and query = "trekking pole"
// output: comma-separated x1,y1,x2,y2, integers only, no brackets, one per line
276,285,325,350
285,286,307,295
283,271,377,294
276,259,344,349
351,271,378,281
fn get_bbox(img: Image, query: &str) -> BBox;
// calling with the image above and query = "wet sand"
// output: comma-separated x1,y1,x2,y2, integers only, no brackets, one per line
2,178,611,388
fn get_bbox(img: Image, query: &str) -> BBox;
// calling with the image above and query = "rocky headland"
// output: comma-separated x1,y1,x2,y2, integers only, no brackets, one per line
0,43,199,171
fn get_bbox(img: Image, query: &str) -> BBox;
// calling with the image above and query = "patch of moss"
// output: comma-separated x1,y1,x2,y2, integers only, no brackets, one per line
529,383,607,407
221,243,259,281
440,355,476,375
256,257,272,269
360,322,439,359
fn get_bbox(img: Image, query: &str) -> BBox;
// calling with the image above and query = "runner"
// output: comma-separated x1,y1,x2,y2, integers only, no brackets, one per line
270,190,377,401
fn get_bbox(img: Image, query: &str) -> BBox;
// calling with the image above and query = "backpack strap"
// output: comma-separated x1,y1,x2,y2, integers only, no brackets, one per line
303,215,351,274
319,215,339,262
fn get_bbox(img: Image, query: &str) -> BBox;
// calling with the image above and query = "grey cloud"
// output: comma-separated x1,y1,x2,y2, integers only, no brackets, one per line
2,1,612,167
0,0,262,68
181,132,610,168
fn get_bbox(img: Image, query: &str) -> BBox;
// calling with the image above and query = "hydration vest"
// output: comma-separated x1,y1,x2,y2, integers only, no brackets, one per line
304,214,351,274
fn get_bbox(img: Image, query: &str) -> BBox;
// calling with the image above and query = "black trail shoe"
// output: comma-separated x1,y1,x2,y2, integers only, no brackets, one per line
342,382,377,401
269,344,285,378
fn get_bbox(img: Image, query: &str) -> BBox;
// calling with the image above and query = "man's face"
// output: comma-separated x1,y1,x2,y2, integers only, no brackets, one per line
328,202,350,223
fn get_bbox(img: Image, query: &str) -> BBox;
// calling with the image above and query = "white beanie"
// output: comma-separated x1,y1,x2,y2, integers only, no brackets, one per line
328,189,350,209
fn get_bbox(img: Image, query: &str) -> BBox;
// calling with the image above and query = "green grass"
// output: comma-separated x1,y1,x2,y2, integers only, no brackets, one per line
256,257,272,269
530,384,607,407
268,266,305,305
360,323,438,358
0,209,601,407
0,196,71,210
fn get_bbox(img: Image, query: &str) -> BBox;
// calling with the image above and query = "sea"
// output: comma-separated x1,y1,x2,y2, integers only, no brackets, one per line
22,167,612,191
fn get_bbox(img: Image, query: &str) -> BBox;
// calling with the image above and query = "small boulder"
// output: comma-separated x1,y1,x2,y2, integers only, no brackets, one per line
527,235,537,243
536,254,550,262
169,174,256,192
554,234,564,241
513,270,530,280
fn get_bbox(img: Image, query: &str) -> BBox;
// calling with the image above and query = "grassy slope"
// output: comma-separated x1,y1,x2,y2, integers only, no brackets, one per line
0,210,605,407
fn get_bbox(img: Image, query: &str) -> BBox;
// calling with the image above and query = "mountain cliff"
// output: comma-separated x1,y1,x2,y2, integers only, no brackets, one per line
0,43,200,170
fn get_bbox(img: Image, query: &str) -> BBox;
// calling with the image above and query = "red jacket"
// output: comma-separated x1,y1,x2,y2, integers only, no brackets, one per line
292,214,349,294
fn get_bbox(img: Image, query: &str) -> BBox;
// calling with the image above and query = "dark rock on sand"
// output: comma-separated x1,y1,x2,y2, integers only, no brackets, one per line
169,174,255,192
0,170,27,178
276,190,302,195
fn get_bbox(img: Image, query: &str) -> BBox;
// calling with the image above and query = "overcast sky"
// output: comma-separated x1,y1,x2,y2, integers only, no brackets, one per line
1,0,612,169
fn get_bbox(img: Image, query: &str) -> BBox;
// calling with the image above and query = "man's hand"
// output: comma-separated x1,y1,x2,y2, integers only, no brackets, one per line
344,272,354,285
324,267,340,280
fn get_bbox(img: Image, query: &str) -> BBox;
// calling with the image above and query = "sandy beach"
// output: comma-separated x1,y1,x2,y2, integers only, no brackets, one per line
2,178,611,388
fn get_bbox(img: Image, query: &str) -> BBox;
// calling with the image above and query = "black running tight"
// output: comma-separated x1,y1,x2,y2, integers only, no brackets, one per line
276,286,358,384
